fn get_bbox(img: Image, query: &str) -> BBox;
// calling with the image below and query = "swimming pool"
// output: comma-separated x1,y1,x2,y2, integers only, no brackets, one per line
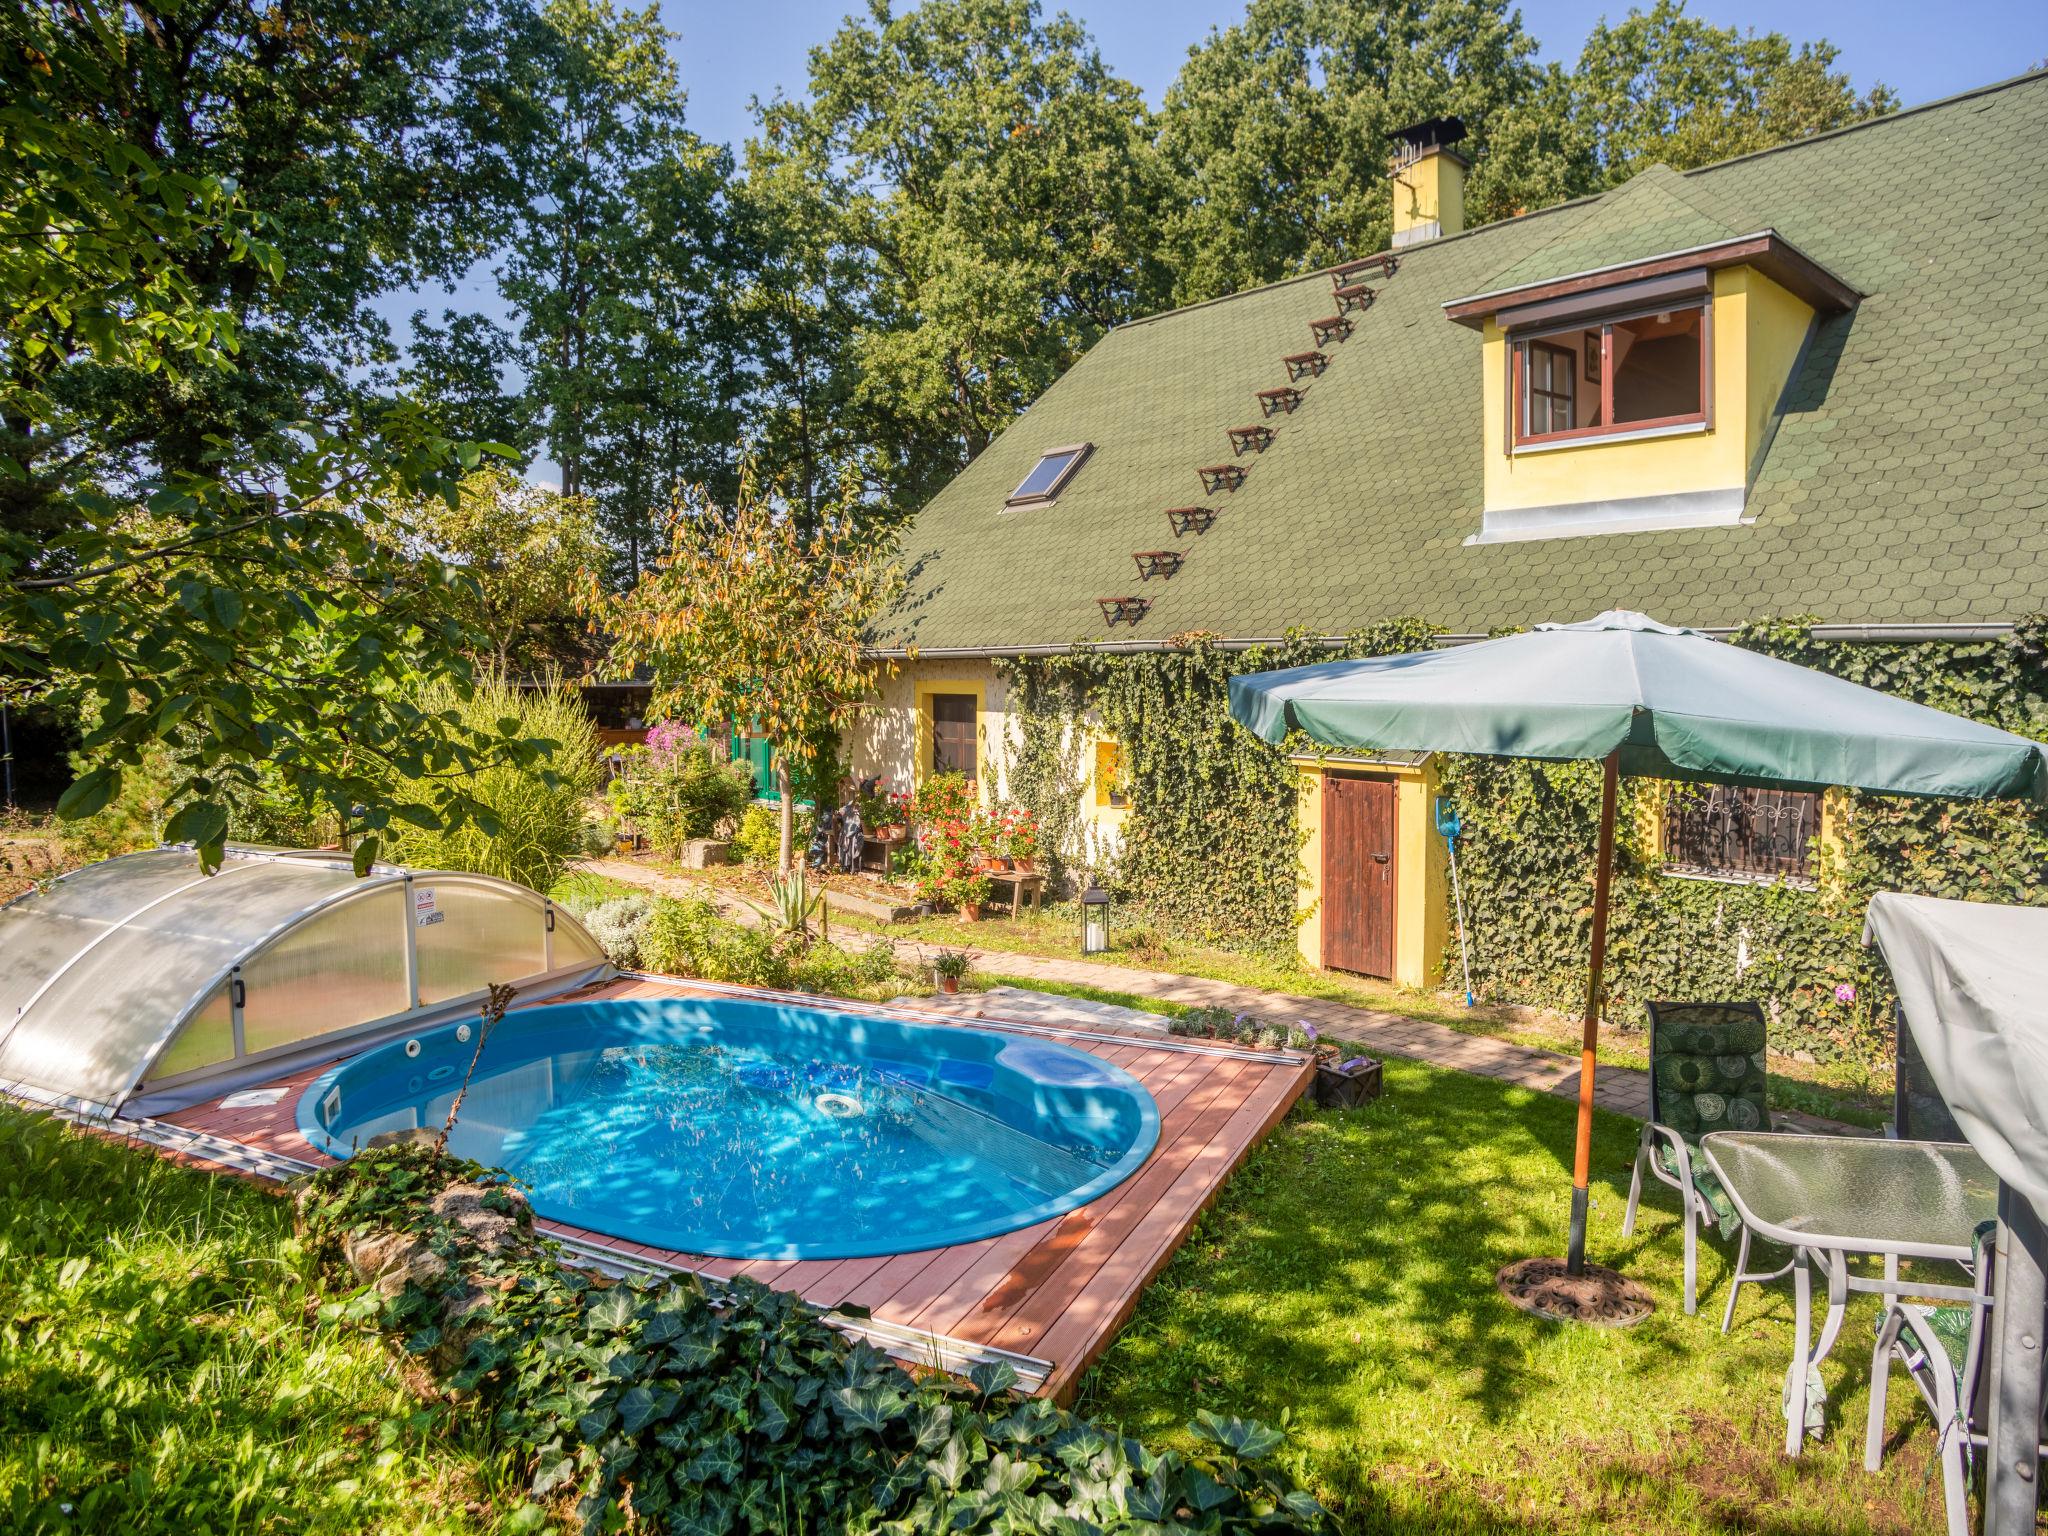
298,995,1159,1259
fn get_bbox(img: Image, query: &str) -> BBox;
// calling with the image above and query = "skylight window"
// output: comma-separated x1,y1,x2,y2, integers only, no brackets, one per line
1005,443,1091,506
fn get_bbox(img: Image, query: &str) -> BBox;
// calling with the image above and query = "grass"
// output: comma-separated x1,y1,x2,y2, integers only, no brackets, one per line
824,896,1893,1128
0,1107,519,1535
1076,1057,1953,1536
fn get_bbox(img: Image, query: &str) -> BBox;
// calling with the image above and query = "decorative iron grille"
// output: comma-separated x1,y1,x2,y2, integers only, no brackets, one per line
1661,785,1818,883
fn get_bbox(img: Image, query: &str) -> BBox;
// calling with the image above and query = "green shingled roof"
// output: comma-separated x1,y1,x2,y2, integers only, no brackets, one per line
1471,163,1761,295
879,72,2048,652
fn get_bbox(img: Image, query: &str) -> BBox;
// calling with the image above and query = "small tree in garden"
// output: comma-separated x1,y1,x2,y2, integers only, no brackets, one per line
599,471,898,872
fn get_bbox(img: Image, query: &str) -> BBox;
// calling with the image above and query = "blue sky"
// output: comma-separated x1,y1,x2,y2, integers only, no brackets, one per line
662,0,2047,155
397,1,2045,483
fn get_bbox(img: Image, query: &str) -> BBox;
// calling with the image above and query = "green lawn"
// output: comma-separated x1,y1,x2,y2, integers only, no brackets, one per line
0,1108,520,1535
828,894,1892,1127
1076,1057,1951,1535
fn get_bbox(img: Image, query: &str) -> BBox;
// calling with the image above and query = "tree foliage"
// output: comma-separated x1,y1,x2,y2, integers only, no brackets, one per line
1571,1,1898,187
403,467,607,674
499,0,748,575
598,471,900,870
1157,0,1563,302
2,7,551,872
745,0,1173,521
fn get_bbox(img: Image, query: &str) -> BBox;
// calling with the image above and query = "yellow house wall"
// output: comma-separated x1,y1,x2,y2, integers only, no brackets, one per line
1294,758,1446,990
1480,266,1814,515
1738,266,1816,472
848,662,1130,868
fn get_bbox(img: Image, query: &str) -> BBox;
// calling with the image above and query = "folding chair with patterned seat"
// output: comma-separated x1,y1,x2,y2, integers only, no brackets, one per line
1863,1220,2014,1536
1622,1000,1789,1322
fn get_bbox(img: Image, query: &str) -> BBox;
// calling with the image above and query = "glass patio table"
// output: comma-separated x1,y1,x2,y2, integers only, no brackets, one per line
1699,1130,1998,1456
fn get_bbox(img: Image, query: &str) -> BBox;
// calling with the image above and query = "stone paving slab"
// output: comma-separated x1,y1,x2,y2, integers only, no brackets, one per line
885,985,1170,1034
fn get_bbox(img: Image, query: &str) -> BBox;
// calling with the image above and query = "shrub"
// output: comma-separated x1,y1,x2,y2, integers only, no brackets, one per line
605,727,753,861
731,802,810,866
580,896,655,969
384,674,601,890
298,1145,1327,1536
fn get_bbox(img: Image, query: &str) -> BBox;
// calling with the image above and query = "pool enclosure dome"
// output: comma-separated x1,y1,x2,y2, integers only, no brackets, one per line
0,846,611,1118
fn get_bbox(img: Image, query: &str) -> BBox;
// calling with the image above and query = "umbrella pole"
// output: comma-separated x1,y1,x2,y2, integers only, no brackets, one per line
1567,750,1621,1276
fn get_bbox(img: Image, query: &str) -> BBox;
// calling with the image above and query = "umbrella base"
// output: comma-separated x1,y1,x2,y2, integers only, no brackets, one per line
1497,1256,1653,1327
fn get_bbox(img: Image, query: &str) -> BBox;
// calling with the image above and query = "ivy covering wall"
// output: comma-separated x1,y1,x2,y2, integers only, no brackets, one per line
1444,618,2048,1071
998,617,2047,1076
999,622,1437,949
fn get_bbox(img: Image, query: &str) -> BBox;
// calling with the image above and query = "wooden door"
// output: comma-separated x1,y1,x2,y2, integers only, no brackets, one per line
1323,773,1397,978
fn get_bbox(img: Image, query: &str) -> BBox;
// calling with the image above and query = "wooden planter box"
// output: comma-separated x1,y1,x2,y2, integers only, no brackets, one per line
1313,1056,1383,1109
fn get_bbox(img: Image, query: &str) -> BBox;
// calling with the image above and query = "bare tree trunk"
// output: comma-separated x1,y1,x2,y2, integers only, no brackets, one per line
776,756,794,874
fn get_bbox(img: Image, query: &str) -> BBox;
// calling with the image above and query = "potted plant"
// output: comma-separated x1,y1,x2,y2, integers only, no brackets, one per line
1006,808,1040,873
931,947,971,994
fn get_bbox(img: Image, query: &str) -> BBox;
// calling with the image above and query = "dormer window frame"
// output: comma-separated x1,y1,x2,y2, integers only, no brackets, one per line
1003,442,1094,509
1509,297,1713,453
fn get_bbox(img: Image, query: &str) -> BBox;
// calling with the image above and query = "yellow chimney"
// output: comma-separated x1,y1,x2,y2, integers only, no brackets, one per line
1389,117,1468,248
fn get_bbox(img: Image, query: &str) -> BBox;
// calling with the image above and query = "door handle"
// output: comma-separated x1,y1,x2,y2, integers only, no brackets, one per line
1372,853,1389,864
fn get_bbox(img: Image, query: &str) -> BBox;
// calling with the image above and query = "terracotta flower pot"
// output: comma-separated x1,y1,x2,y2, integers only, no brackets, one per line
1012,856,1034,873
937,973,961,994
961,902,983,922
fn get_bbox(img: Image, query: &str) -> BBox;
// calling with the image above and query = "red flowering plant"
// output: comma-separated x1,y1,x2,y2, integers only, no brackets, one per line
907,774,991,909
991,806,1039,866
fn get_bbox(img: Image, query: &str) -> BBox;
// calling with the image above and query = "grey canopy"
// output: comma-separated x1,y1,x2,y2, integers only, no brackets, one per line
1865,893,2048,1207
0,846,608,1115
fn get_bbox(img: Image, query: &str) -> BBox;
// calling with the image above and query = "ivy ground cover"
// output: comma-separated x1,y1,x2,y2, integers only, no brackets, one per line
1079,1058,1953,1535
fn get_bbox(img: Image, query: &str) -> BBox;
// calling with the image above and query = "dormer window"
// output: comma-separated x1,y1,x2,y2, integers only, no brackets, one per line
1005,443,1092,507
1513,303,1708,448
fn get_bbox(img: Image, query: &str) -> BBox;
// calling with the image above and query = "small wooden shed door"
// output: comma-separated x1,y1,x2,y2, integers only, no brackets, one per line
1323,773,1397,979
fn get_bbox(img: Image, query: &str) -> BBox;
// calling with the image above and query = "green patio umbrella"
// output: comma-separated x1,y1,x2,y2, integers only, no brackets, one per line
1229,611,2047,1279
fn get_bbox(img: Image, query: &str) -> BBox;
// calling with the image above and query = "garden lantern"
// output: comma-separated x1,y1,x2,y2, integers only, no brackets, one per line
1079,882,1111,955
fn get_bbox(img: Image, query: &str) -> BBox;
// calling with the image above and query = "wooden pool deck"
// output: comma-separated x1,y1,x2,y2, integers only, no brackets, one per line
157,974,1314,1402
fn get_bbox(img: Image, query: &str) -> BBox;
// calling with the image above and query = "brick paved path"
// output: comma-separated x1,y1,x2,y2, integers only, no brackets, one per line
571,858,1856,1133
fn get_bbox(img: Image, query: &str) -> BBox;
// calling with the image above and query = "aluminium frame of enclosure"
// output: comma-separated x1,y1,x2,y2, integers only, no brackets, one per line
0,845,611,1120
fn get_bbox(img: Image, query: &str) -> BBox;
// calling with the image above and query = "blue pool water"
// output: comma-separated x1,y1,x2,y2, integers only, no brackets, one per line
298,996,1159,1259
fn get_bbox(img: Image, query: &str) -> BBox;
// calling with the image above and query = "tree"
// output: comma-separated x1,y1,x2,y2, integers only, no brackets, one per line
2,15,549,873
1156,0,1560,302
599,472,899,872
745,0,1172,514
6,0,544,477
404,468,609,674
1571,2,1897,186
500,0,747,578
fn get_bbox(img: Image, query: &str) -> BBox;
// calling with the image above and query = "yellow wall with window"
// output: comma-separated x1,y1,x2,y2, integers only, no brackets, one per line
1294,756,1447,990
1480,265,1815,516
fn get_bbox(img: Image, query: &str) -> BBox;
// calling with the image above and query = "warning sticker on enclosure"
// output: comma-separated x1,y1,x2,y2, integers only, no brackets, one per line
415,888,444,927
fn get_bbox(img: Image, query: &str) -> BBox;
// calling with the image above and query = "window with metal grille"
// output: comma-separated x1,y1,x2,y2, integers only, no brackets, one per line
1660,784,1817,883
929,694,978,782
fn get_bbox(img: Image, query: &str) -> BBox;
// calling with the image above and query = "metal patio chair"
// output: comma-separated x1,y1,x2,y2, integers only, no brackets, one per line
1862,1220,2026,1536
1623,1000,1788,1323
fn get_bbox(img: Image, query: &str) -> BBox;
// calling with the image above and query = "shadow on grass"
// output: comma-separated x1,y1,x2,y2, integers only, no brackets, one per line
1079,1057,1945,1535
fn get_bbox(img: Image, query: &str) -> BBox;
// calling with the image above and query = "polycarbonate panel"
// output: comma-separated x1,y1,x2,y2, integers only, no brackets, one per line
415,879,548,1006
549,908,607,971
147,982,235,1082
0,860,385,1104
0,849,210,1033
239,885,409,1058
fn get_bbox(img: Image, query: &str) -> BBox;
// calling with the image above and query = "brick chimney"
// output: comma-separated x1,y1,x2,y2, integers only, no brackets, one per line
1389,116,1468,248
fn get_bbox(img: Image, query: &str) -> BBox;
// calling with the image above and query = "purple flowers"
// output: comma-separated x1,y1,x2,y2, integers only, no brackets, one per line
1833,982,1857,1006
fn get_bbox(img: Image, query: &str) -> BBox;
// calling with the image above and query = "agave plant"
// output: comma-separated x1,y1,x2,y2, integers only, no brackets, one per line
767,867,825,948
